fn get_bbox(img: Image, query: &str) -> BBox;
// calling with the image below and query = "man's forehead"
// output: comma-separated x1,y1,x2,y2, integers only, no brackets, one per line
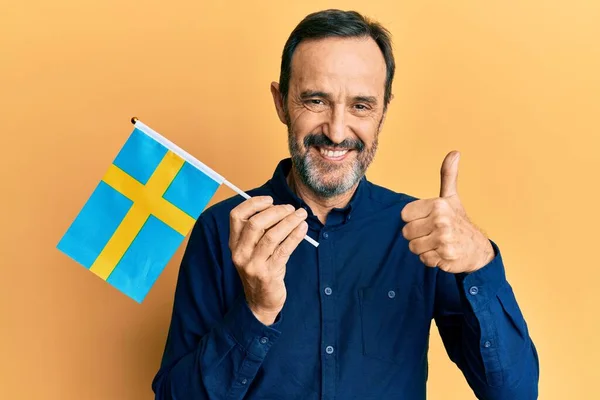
289,36,387,95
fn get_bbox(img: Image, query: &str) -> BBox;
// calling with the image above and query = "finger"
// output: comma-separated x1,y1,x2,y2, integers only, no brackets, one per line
401,198,435,222
440,151,460,198
268,219,309,265
237,204,297,258
229,196,274,249
408,234,437,256
419,250,441,268
254,208,308,261
403,211,454,240
402,217,434,241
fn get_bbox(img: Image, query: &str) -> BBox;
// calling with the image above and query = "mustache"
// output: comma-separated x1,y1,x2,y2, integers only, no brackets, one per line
303,133,365,152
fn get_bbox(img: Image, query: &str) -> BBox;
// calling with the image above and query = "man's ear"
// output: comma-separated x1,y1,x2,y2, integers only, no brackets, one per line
270,82,287,124
379,115,386,133
378,110,388,134
378,94,394,133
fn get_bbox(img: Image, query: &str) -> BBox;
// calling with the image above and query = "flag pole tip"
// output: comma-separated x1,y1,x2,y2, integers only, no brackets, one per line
131,116,138,124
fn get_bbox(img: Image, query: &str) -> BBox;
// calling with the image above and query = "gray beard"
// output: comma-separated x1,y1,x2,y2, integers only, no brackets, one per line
286,126,379,199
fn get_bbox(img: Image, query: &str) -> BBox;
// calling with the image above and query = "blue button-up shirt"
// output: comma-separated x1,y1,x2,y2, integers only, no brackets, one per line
152,158,539,399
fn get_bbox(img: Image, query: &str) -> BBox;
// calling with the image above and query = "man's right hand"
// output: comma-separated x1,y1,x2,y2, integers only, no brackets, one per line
229,196,308,326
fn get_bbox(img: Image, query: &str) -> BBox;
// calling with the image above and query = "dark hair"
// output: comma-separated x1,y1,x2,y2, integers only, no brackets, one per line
279,9,395,110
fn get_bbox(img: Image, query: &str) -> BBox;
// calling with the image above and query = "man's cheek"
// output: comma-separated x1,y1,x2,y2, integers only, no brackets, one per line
354,120,379,145
293,114,327,139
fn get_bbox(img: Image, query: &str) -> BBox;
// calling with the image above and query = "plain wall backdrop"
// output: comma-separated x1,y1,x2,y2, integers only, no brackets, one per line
2,0,599,398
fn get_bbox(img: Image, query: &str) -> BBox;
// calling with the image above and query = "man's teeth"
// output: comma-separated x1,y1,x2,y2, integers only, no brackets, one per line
319,148,348,158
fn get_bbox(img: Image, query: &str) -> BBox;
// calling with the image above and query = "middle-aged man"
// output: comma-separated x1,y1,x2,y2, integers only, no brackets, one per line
152,9,540,400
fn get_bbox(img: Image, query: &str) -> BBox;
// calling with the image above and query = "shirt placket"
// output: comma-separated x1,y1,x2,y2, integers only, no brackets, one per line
318,228,336,400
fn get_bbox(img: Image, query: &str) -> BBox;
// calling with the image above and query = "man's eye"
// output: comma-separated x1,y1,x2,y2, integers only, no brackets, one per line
354,104,368,110
309,99,324,105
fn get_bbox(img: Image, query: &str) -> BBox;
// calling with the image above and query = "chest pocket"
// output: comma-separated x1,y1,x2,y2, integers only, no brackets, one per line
358,285,430,364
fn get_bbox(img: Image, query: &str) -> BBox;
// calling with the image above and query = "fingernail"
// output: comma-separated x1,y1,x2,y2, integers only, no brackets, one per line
286,204,295,212
295,208,307,217
264,196,274,203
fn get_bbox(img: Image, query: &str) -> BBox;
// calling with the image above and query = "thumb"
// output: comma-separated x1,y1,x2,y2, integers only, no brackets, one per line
440,151,460,198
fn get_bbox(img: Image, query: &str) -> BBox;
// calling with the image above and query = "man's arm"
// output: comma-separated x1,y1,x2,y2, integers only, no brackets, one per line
151,214,281,400
433,239,540,399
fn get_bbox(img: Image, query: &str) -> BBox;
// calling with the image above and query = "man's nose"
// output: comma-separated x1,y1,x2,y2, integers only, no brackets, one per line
323,105,347,144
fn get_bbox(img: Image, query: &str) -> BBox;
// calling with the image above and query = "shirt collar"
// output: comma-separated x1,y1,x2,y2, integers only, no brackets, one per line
267,158,368,226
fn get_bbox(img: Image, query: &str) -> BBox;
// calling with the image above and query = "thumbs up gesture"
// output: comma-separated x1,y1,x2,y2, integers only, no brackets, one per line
401,151,495,274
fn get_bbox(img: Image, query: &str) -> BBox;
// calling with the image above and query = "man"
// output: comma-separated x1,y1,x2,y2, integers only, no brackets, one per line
152,9,539,399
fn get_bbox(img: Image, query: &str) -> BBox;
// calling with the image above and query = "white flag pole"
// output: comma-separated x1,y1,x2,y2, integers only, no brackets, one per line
131,117,319,248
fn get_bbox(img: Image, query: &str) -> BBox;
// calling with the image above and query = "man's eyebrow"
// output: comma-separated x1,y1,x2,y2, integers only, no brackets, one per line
354,95,378,105
299,90,331,100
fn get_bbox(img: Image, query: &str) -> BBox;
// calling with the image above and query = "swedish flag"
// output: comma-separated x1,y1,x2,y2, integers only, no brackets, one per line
57,119,223,303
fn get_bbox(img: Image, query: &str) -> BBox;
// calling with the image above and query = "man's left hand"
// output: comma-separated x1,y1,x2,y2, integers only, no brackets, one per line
401,151,495,274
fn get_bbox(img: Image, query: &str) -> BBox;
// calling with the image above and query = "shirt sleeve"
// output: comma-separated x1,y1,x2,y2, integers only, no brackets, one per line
151,214,282,400
433,239,540,399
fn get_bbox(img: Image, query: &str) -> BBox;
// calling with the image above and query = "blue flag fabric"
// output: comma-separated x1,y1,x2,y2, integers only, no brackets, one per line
57,121,223,302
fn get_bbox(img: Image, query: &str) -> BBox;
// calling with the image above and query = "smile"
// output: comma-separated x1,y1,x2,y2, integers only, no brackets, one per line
317,147,350,161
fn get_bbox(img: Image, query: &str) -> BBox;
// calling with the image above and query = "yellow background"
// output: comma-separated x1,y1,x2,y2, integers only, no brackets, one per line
1,1,598,399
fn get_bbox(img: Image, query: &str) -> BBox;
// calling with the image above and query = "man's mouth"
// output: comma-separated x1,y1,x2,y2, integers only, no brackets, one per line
316,147,351,161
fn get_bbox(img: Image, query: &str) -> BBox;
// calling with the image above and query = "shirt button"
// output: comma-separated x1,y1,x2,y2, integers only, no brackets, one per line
469,286,479,295
324,287,332,296
388,290,396,299
241,378,247,385
325,345,334,354
323,232,329,239
484,340,492,348
259,337,268,344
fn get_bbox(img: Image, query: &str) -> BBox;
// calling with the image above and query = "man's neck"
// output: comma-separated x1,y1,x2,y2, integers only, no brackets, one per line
286,167,357,225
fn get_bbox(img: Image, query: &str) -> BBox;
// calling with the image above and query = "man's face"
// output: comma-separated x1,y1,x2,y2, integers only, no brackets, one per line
273,36,388,198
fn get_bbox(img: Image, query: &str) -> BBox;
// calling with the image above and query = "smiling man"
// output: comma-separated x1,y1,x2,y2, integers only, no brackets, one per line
152,9,539,400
